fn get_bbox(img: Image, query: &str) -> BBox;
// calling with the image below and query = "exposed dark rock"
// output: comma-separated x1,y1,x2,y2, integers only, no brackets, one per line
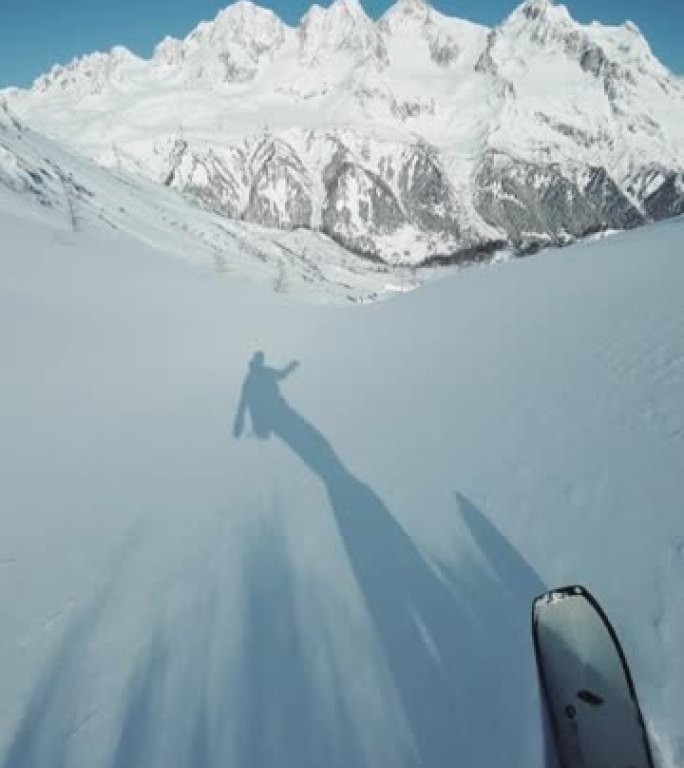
473,152,641,247
474,32,499,76
473,31,516,97
218,51,258,82
163,141,248,219
162,138,188,186
244,138,313,229
151,129,680,265
397,144,461,236
422,238,508,266
580,166,644,229
535,112,614,150
427,31,460,66
322,161,406,257
642,172,684,219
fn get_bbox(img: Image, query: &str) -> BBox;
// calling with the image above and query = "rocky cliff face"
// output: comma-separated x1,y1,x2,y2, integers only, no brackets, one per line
153,131,473,263
473,153,645,248
4,0,683,266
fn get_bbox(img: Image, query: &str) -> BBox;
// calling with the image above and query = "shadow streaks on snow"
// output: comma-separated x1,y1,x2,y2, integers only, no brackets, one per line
2,353,547,768
1,541,131,768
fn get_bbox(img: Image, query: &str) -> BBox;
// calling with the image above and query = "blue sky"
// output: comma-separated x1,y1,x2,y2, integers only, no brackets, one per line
1,0,682,89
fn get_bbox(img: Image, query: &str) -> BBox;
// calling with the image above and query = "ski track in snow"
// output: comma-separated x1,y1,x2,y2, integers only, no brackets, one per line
0,204,683,767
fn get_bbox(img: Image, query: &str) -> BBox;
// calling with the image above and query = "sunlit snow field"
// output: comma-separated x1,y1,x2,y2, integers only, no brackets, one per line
1,207,683,767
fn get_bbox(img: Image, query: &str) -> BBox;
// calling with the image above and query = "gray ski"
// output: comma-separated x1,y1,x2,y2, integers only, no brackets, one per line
532,584,654,768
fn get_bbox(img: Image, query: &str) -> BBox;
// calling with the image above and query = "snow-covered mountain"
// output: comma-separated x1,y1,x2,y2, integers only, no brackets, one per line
3,0,684,264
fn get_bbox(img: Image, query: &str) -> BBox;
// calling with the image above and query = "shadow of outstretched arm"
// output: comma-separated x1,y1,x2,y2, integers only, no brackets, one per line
274,360,299,381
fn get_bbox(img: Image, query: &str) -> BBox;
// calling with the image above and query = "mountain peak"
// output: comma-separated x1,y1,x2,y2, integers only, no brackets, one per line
390,0,430,13
324,0,371,21
150,1,289,81
519,0,552,19
501,0,574,41
190,1,286,42
299,0,386,65
30,47,139,94
299,0,373,29
214,0,283,25
504,0,572,26
379,0,432,27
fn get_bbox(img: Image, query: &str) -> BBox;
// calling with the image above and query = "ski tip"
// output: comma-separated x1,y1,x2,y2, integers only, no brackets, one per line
533,584,589,610
531,585,596,631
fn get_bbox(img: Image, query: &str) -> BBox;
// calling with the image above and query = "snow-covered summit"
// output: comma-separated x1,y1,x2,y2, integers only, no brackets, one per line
150,1,290,82
379,0,432,28
378,0,485,68
509,0,567,21
180,2,287,56
495,0,670,87
298,0,387,66
30,46,141,96
502,0,573,37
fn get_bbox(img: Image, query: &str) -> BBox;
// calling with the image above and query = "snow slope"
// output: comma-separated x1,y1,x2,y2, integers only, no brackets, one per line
1,187,683,765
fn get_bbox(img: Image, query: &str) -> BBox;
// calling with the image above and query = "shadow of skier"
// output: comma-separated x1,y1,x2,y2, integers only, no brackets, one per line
233,351,545,767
